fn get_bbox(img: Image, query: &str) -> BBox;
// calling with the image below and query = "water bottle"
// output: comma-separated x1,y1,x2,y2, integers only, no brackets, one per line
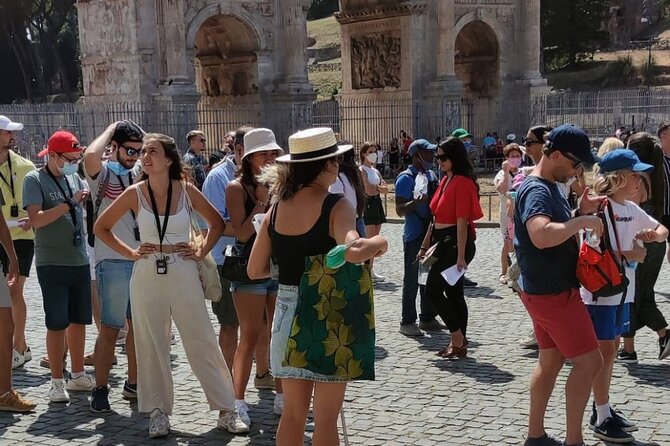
585,229,600,248
418,263,430,286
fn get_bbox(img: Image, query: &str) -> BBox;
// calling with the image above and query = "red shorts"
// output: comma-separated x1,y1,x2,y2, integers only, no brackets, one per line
521,288,599,359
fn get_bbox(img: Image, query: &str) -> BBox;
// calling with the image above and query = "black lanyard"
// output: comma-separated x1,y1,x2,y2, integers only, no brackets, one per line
45,166,78,233
0,153,15,203
146,179,172,251
115,173,137,221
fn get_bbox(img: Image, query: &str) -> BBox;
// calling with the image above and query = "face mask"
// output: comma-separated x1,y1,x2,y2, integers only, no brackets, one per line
418,153,433,171
325,239,360,269
508,158,522,168
366,153,377,164
108,160,131,176
58,162,78,176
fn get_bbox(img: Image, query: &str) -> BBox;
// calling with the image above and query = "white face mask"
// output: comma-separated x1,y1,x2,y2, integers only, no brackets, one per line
366,153,377,164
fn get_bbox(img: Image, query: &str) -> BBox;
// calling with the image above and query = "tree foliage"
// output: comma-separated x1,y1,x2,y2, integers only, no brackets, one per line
307,0,339,20
541,0,609,71
0,0,80,103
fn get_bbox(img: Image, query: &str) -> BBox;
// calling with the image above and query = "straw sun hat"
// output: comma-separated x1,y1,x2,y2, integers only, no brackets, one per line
276,127,353,163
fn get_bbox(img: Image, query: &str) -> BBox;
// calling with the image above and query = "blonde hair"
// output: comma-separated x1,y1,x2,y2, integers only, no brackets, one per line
593,138,625,176
594,169,630,197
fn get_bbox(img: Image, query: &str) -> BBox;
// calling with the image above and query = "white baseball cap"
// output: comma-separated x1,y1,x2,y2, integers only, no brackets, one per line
0,116,23,131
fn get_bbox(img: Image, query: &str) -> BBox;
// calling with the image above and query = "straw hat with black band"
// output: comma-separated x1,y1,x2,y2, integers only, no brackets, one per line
277,128,353,163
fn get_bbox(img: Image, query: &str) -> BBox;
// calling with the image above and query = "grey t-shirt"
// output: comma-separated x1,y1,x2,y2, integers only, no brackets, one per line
23,169,88,267
86,162,141,264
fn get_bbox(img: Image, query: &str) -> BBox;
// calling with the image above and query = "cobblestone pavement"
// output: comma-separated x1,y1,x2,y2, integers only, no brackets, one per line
1,225,670,445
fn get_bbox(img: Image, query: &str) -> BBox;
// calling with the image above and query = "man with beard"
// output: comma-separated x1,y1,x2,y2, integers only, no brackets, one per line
83,121,143,412
515,125,605,446
0,116,36,370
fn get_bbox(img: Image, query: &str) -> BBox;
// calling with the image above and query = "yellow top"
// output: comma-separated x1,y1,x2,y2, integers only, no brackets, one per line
0,151,36,240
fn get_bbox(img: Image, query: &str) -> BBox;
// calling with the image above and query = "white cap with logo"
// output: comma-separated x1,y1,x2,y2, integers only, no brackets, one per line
0,116,23,131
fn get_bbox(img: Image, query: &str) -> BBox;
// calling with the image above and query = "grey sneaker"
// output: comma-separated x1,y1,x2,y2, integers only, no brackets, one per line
523,433,562,445
399,323,424,337
419,319,446,331
218,410,249,434
149,408,170,438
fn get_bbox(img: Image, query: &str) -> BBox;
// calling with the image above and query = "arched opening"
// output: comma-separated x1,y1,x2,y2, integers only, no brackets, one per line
454,21,499,98
193,15,259,98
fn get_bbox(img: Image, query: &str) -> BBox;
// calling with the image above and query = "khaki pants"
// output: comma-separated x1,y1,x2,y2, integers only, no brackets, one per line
130,256,235,415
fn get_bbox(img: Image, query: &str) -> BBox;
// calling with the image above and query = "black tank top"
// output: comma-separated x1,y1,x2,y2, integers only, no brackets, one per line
269,193,342,285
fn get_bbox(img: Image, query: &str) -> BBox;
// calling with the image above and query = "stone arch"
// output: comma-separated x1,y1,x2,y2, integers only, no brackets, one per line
454,16,500,98
191,13,261,98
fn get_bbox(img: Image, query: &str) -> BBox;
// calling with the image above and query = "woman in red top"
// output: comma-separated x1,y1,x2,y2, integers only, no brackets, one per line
421,137,483,359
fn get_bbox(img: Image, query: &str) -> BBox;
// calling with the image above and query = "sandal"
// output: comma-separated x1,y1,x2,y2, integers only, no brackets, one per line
436,346,450,357
442,344,468,359
499,274,508,285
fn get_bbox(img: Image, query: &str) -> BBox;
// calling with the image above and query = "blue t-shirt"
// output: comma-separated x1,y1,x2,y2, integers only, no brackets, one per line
514,176,579,294
483,136,496,147
394,166,437,243
202,157,236,265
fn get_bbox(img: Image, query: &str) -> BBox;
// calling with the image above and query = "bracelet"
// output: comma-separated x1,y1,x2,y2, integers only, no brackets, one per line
65,199,75,210
419,247,428,251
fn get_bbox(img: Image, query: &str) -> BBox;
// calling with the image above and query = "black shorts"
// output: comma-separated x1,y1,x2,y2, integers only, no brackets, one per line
211,265,238,327
36,265,92,330
0,239,34,277
363,195,387,226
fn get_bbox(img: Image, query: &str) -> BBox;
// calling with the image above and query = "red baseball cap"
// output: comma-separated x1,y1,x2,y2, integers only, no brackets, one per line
38,131,84,158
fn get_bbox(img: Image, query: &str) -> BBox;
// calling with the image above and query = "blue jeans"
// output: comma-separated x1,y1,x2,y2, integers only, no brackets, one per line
96,259,134,329
401,236,437,325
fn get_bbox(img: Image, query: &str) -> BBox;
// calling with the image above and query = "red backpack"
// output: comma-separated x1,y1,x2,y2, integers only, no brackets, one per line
576,201,629,301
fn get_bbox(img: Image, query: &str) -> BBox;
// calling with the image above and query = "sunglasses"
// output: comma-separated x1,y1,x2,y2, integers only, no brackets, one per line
436,153,449,162
560,151,583,169
57,153,80,165
523,138,540,147
121,145,141,157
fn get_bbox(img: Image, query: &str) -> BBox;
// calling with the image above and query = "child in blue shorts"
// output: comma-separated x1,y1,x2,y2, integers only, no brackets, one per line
580,149,669,444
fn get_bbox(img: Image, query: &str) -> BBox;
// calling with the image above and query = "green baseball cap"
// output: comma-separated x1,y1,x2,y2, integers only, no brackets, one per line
451,128,472,139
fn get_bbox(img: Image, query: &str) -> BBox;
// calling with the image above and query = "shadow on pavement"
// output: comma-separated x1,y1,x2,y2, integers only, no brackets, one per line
432,357,516,384
373,280,400,293
623,363,670,388
0,412,21,437
375,346,389,361
465,286,503,299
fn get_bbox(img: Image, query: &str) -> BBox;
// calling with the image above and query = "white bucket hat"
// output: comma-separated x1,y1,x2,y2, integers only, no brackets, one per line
242,128,284,160
277,127,353,163
0,116,23,131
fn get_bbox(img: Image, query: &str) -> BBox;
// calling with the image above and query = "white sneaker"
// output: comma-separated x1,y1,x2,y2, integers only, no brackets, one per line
218,410,250,434
23,347,32,363
235,400,251,426
519,330,538,349
12,350,25,369
149,408,170,438
66,374,96,391
49,379,70,403
273,394,284,415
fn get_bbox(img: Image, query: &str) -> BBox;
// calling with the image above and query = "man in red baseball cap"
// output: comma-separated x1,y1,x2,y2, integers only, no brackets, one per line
23,130,95,404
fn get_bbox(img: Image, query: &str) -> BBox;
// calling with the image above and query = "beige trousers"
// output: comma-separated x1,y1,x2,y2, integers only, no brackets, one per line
130,256,235,415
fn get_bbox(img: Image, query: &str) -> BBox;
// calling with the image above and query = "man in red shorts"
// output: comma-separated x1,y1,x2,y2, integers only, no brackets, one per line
514,124,605,446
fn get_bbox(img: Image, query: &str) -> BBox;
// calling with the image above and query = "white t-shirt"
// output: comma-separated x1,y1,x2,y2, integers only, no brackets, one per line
580,199,659,306
329,173,359,216
360,165,381,186
494,169,515,231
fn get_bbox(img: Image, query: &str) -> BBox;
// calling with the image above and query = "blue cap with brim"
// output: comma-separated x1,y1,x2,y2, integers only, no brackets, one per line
408,139,437,156
546,124,600,165
598,148,654,174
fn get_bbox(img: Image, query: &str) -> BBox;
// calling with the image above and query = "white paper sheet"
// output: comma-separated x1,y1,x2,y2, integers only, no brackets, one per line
441,264,465,286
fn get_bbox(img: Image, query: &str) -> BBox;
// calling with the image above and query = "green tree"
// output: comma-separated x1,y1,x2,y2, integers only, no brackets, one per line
308,0,339,20
542,0,609,70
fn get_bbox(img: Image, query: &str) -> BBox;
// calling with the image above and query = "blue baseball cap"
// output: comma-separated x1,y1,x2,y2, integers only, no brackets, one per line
408,139,437,156
546,124,600,165
598,148,653,174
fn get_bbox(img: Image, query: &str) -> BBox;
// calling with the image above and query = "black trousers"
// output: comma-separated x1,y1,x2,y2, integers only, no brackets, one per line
425,227,476,335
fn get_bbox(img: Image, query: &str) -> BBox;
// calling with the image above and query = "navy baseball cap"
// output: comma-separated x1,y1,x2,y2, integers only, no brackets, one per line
408,139,437,156
546,124,600,165
598,148,653,174
112,120,144,145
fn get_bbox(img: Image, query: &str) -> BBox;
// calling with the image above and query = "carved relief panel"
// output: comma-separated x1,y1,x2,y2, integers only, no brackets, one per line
350,32,401,89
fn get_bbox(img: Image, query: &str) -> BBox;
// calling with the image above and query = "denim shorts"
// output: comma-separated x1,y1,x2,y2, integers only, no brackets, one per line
230,278,278,295
96,259,133,329
36,265,92,330
270,284,349,383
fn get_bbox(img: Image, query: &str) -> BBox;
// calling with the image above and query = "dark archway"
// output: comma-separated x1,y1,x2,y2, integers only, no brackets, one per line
193,15,259,98
454,20,499,98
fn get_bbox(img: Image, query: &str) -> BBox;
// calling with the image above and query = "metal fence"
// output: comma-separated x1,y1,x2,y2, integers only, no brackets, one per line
2,87,670,163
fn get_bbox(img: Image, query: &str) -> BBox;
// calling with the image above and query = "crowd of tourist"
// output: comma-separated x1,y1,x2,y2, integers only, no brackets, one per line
1,112,670,445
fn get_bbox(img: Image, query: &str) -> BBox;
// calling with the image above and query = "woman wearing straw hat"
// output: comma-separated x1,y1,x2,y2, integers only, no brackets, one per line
225,128,284,424
248,127,387,445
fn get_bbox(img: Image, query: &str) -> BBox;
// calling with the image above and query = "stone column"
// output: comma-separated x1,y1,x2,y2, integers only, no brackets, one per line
275,0,312,90
436,0,455,79
518,0,542,79
160,0,189,84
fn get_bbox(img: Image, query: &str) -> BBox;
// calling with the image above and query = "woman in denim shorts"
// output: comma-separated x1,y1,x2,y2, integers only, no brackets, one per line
248,127,388,445
225,128,283,425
